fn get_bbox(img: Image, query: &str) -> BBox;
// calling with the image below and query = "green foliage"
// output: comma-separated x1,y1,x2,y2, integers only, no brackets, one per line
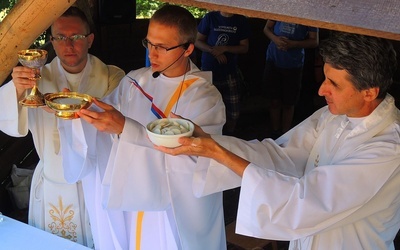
0,0,208,47
0,0,15,11
136,0,162,18
185,5,208,18
136,0,208,19
1,0,208,20
0,0,16,21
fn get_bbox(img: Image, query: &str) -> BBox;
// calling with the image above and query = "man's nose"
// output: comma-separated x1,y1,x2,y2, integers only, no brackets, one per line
318,80,327,96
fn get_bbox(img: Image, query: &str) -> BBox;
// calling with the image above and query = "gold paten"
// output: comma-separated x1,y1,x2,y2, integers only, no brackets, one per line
44,92,93,119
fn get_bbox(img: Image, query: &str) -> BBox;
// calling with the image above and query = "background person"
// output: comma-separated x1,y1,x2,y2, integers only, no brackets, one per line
263,20,318,138
195,11,250,135
156,32,400,250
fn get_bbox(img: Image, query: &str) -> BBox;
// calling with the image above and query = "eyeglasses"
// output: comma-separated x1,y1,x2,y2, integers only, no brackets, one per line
142,38,189,54
50,34,91,42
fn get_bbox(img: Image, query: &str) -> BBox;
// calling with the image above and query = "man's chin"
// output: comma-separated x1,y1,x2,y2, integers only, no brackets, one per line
327,105,339,115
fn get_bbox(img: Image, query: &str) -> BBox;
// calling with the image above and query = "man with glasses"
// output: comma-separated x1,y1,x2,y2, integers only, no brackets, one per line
0,6,124,249
58,4,226,250
156,32,400,249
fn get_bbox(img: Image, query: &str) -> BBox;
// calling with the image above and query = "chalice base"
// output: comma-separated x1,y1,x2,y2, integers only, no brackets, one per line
19,92,45,108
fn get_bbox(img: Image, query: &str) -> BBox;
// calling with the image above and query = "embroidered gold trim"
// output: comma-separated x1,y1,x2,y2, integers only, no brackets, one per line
48,196,78,242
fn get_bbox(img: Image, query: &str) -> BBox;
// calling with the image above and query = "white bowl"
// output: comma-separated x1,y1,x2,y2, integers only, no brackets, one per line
146,118,194,148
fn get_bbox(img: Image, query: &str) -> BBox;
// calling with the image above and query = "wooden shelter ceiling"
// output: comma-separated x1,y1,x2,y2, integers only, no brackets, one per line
162,0,400,41
1,0,399,85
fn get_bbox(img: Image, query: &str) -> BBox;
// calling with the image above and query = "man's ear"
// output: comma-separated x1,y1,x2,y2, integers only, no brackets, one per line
87,33,95,49
363,87,379,101
184,43,195,57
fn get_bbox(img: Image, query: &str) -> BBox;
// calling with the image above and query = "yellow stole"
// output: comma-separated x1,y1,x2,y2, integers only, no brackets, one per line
135,77,198,250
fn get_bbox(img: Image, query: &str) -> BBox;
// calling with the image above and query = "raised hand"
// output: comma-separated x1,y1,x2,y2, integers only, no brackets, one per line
11,66,36,100
77,98,125,135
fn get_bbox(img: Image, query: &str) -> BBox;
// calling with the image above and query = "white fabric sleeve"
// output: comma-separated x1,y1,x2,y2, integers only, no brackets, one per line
236,142,400,240
102,117,171,210
193,134,301,197
0,82,29,136
58,119,100,183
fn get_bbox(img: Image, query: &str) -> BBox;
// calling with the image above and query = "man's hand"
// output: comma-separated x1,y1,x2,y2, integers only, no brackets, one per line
154,114,217,158
210,46,226,57
11,66,36,100
157,113,214,156
275,36,289,51
154,136,217,157
155,113,248,177
77,98,125,134
210,46,228,64
168,113,210,138
215,54,228,64
155,135,248,177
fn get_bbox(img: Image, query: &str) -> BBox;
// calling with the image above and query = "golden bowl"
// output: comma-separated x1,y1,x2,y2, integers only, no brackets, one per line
44,92,93,119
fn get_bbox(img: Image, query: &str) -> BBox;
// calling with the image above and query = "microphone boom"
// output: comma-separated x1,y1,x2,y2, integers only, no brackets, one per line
152,50,187,78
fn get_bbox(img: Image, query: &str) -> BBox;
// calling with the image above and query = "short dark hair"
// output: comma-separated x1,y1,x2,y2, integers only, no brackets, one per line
51,6,91,34
150,4,197,44
320,32,397,99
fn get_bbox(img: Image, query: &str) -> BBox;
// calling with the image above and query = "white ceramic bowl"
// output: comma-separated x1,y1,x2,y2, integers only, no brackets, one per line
146,118,194,148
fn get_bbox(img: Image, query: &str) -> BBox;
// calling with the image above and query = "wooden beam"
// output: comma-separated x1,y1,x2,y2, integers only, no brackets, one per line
0,0,76,85
162,0,400,41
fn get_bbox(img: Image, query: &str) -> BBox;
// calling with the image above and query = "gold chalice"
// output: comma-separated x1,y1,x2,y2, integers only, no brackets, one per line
17,49,48,107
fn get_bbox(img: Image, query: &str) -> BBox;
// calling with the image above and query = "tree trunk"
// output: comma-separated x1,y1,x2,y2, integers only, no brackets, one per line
0,0,76,85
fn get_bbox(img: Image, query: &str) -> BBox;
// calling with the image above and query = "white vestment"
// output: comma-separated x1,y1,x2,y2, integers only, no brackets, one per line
0,55,124,249
58,61,227,250
195,94,400,250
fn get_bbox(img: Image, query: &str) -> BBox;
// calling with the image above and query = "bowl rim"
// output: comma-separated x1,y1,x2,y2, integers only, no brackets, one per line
146,118,194,137
17,48,48,58
44,92,93,109
43,92,93,119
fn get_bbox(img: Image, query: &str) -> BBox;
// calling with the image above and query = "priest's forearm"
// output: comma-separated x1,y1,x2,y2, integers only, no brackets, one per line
209,141,249,177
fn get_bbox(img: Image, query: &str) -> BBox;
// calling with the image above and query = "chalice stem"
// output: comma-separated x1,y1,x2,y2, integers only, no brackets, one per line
29,84,42,97
18,82,45,107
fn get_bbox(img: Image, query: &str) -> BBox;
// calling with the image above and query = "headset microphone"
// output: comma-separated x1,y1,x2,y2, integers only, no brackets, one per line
152,46,188,78
152,71,161,78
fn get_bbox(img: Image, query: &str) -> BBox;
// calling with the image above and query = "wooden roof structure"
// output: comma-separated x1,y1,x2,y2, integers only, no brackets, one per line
0,0,399,84
163,0,400,41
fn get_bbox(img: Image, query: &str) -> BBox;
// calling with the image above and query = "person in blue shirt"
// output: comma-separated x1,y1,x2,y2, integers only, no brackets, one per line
196,11,250,135
263,20,319,138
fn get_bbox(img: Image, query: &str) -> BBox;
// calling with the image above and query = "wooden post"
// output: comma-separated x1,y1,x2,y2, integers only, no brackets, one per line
0,0,76,85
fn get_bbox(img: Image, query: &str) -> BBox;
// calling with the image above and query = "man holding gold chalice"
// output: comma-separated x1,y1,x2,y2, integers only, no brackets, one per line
0,6,124,249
